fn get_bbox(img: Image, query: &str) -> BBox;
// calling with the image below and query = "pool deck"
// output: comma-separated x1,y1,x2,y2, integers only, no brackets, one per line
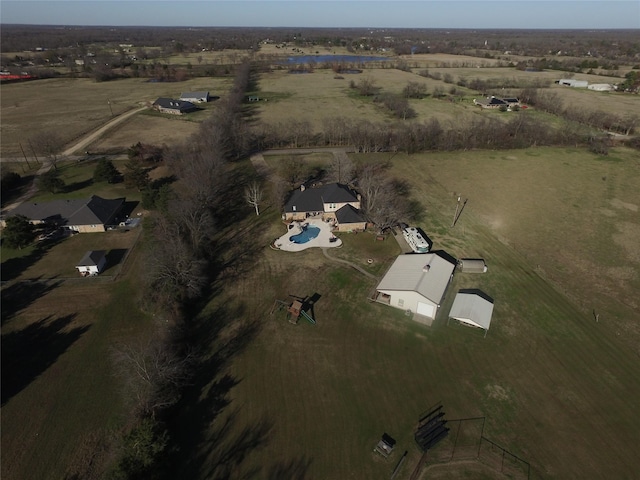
273,218,342,252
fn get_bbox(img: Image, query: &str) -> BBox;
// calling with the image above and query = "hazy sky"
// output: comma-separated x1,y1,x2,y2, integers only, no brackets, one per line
1,1,638,29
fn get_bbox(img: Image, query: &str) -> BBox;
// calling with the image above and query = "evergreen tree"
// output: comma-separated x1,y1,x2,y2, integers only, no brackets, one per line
2,215,36,249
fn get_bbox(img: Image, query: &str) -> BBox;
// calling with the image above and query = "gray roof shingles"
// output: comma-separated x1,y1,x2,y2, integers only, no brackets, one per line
10,195,124,227
284,183,359,213
77,250,107,267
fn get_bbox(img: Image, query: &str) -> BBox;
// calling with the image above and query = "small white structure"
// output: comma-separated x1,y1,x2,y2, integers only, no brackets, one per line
558,79,588,88
448,290,495,337
374,252,456,325
402,227,431,253
587,83,615,92
179,91,210,103
76,250,107,276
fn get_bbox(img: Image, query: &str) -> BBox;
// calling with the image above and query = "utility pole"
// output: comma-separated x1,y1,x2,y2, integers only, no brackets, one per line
451,196,461,227
107,99,114,116
19,143,31,168
27,139,40,164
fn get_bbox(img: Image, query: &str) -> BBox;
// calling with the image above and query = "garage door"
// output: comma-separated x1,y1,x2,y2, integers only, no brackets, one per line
417,301,436,318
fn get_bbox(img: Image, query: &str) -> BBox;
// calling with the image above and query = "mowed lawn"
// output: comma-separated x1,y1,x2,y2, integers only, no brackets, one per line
166,148,640,479
1,252,154,480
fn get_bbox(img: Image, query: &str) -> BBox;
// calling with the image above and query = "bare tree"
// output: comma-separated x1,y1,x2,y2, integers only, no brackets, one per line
357,164,409,233
403,81,428,99
245,181,264,216
111,330,193,418
31,130,64,170
146,217,208,304
328,151,355,184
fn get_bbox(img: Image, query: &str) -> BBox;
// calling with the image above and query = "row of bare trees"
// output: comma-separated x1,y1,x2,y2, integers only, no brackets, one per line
519,88,639,135
254,113,590,154
105,62,255,480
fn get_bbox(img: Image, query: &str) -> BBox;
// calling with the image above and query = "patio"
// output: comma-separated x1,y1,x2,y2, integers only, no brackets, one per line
272,218,342,252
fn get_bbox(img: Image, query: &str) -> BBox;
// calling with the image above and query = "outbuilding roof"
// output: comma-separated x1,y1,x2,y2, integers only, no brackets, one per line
376,251,457,305
76,250,107,267
449,289,495,332
180,91,209,98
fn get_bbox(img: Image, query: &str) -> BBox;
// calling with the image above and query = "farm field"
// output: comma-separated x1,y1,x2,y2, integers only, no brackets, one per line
0,76,232,157
164,146,640,479
252,68,478,130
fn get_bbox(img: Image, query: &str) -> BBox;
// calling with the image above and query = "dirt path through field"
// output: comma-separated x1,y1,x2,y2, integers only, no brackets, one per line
60,105,147,156
1,106,147,216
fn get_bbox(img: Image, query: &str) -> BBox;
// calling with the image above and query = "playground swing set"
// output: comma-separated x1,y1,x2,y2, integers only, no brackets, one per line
270,295,317,325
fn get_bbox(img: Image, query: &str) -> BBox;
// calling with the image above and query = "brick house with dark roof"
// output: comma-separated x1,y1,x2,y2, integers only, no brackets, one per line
6,195,124,232
153,97,197,115
283,183,366,232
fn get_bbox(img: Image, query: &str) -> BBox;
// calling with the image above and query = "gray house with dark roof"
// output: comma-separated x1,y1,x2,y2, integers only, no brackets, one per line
153,97,197,115
283,183,366,232
7,195,124,232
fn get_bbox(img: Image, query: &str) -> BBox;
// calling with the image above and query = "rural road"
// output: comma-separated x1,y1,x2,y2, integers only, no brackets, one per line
60,105,147,156
1,105,147,215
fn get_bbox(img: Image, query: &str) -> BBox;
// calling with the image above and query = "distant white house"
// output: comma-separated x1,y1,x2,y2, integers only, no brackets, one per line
179,91,210,103
557,79,588,88
373,251,456,325
76,250,107,276
587,83,615,92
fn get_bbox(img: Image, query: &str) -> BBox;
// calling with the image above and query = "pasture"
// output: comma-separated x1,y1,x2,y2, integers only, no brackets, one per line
0,76,232,157
165,146,640,479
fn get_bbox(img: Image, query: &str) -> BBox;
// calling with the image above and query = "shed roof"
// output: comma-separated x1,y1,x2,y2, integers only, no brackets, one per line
449,290,494,331
76,250,106,267
376,251,456,305
180,91,209,98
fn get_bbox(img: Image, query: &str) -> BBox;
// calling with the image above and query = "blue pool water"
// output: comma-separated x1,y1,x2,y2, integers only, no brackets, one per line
290,225,321,244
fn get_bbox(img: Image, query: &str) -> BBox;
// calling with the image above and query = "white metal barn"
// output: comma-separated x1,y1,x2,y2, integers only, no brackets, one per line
448,290,495,337
374,252,456,325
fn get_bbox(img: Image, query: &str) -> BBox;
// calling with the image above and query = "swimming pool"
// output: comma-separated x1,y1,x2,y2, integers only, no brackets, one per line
290,225,321,244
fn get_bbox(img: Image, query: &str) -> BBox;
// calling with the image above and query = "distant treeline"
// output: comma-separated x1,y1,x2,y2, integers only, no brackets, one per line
2,25,639,64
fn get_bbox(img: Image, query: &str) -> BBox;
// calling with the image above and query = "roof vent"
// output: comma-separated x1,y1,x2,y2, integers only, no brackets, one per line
423,264,431,272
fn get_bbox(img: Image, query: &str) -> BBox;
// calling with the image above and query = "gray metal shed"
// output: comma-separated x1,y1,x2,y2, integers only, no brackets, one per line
459,258,487,273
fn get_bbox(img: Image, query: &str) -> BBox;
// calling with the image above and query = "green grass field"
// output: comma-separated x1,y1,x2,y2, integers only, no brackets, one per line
1,250,153,480
164,146,640,479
